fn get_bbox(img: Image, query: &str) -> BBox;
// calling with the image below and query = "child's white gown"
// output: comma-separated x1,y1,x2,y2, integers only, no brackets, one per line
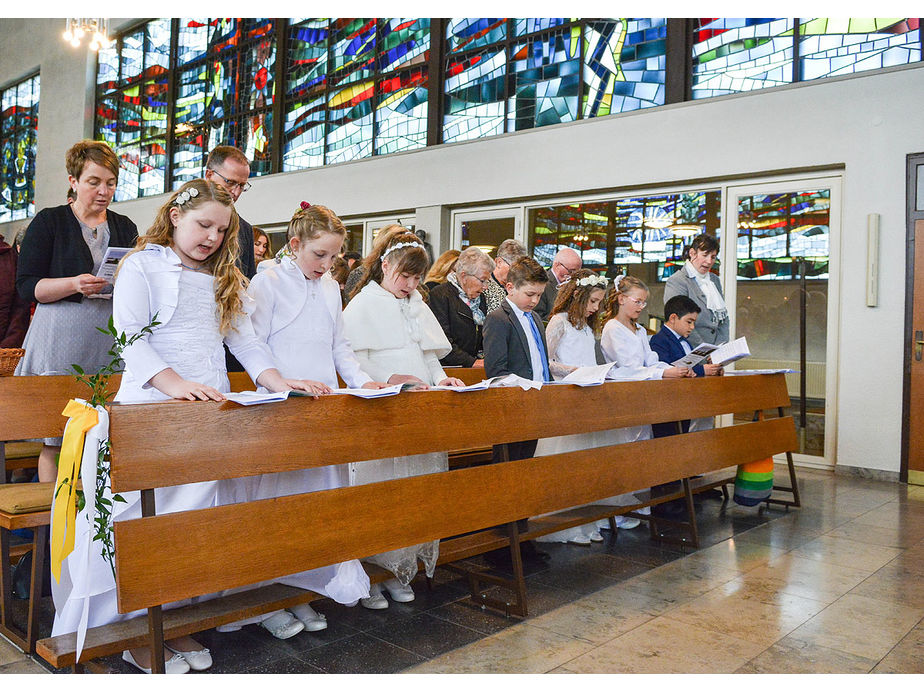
341,281,452,585
534,313,642,543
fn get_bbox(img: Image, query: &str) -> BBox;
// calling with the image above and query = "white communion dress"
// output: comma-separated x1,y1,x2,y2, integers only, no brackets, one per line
52,246,277,639
341,281,452,584
534,313,644,543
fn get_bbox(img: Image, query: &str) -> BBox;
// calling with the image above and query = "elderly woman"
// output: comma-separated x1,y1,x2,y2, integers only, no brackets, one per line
663,233,729,347
483,238,527,313
16,140,138,481
428,246,494,367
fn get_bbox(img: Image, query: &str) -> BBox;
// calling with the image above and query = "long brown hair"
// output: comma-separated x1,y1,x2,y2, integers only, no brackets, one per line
127,179,244,335
599,275,648,330
551,268,608,331
349,225,430,299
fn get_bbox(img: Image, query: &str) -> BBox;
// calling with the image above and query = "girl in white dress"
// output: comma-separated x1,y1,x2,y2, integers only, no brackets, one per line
108,180,314,672
243,203,386,632
341,226,464,609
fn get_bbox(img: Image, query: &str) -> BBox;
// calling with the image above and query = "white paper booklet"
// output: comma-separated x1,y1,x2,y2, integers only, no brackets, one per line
485,374,543,390
430,380,492,392
95,247,131,282
724,368,797,376
328,384,403,398
226,390,291,406
671,343,718,369
711,336,751,366
562,362,617,386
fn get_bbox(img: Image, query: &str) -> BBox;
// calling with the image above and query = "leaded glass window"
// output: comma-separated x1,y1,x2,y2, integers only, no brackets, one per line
800,18,921,80
282,18,431,171
444,18,666,143
0,73,39,222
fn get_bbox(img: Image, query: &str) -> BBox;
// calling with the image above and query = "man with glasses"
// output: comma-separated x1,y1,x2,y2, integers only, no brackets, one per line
484,238,527,314
204,146,257,279
535,247,582,322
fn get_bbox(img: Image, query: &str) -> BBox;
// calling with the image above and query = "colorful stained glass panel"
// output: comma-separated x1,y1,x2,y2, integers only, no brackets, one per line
145,19,172,77
326,80,374,163
443,48,506,143
242,39,277,109
508,28,581,131
378,18,430,72
515,19,571,36
139,139,167,197
172,125,208,184
120,31,144,84
287,19,329,100
176,66,207,124
141,78,169,138
446,18,506,54
330,18,377,86
376,67,428,155
800,18,921,79
178,18,209,64
692,18,794,98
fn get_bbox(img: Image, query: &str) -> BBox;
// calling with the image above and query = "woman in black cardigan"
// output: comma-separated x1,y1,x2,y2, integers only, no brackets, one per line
16,140,138,481
428,246,495,367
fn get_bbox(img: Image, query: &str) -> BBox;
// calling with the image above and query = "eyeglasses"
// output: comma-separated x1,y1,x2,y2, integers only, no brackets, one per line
555,260,581,276
208,168,252,193
624,297,647,308
463,273,490,287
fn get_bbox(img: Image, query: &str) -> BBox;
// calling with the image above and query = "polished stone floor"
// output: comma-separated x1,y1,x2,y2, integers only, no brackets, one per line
2,466,922,674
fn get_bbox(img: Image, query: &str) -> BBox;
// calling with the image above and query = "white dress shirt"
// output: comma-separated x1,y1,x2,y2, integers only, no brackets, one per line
505,296,545,381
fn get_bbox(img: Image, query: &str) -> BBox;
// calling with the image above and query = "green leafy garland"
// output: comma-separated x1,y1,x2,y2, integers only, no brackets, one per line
64,314,159,575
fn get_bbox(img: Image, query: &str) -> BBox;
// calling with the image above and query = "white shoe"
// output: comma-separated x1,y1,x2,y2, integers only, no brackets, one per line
165,644,212,671
289,604,328,632
215,623,241,633
360,583,389,610
568,535,591,545
122,649,190,674
261,611,305,639
588,530,604,542
383,578,415,603
615,516,641,530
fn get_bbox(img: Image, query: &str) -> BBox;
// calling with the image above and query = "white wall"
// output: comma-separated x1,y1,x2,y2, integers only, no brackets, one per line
2,18,922,473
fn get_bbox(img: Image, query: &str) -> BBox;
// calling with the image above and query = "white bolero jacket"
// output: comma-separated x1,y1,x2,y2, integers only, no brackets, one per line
246,256,370,388
342,281,451,385
113,243,276,400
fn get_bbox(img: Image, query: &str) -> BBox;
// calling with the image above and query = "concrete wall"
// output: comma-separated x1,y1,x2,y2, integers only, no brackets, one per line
2,18,923,473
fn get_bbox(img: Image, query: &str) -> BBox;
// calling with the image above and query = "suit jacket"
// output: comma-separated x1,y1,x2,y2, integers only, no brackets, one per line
237,216,257,279
648,326,705,378
662,269,729,346
534,268,560,323
428,281,485,367
483,300,550,380
648,326,696,437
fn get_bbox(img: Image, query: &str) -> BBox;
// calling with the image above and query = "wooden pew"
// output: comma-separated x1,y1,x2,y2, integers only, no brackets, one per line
32,373,799,672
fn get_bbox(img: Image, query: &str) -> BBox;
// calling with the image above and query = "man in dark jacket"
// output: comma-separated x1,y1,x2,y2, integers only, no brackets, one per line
204,146,257,279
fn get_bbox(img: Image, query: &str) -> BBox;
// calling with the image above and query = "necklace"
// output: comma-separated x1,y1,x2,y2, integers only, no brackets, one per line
179,262,207,272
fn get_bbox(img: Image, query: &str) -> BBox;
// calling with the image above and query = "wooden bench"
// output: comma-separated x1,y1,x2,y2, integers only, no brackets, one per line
30,373,798,672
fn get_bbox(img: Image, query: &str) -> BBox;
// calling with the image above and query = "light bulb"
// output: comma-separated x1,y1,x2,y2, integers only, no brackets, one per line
63,29,73,41
71,38,81,48
75,27,85,39
90,41,99,51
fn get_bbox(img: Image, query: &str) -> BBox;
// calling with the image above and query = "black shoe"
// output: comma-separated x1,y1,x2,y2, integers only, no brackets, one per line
519,541,550,563
651,500,687,518
699,488,725,501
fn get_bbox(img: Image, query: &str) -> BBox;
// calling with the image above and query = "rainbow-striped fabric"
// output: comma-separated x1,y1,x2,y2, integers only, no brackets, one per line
733,458,774,506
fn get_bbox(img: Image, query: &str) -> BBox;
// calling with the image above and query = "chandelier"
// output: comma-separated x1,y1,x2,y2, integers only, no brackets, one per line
62,18,111,51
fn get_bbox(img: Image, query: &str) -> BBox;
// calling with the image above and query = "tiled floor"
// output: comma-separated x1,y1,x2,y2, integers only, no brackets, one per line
2,467,922,674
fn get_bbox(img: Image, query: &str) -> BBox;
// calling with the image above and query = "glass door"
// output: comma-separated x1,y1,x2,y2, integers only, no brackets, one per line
722,177,841,464
451,207,523,259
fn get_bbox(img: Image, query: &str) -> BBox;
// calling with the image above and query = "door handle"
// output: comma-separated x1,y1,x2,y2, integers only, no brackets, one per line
916,330,924,361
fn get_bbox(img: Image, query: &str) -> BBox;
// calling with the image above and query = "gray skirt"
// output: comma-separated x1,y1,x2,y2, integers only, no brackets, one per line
15,297,115,445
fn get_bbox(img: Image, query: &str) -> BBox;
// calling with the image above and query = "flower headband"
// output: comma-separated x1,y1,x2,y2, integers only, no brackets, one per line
299,201,311,211
382,240,423,259
575,275,608,289
174,187,200,206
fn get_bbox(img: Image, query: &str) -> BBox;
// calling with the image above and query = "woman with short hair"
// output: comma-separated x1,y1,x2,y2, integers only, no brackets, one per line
15,139,138,481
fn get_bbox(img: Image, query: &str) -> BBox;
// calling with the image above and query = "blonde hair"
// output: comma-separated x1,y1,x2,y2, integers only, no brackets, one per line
287,204,347,245
128,179,244,335
600,275,648,329
425,248,461,285
350,225,429,299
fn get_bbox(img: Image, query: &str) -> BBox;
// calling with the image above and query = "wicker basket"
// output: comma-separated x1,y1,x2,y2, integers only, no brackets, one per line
0,348,24,376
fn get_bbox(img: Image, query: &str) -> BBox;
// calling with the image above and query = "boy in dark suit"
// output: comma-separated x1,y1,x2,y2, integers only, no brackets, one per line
482,257,550,566
649,295,724,512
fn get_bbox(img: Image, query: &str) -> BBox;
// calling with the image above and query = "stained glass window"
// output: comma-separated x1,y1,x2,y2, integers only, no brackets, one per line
737,191,830,280
0,73,39,222
282,18,430,172
692,18,795,99
800,18,921,80
445,18,666,143
528,191,721,280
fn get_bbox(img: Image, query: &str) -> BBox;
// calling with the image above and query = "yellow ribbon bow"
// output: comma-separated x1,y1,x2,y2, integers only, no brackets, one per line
50,400,99,583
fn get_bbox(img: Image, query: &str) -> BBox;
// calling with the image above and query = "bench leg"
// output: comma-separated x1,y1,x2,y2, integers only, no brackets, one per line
0,523,46,654
147,605,166,674
646,479,701,549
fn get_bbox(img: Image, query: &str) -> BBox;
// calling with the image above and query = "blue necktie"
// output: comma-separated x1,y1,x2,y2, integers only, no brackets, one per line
524,312,551,382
